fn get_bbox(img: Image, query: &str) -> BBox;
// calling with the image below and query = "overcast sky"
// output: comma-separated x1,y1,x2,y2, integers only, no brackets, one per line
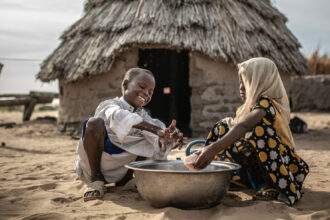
0,0,329,94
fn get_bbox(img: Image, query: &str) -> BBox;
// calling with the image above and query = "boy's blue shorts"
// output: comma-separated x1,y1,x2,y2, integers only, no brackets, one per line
81,118,124,155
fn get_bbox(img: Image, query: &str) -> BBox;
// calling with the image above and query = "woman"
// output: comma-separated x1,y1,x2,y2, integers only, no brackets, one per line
193,57,309,205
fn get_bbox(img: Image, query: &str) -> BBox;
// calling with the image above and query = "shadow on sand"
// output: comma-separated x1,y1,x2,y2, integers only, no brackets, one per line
101,180,330,219
0,144,53,154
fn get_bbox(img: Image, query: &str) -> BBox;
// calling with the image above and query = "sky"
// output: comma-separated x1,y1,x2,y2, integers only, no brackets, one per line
0,0,329,94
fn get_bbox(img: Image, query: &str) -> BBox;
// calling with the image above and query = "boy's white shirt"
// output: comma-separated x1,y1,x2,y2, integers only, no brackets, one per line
75,96,173,184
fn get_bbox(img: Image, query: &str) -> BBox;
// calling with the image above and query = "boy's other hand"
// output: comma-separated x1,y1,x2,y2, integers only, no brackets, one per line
159,137,168,152
157,120,176,141
167,120,187,149
157,120,188,150
172,132,188,150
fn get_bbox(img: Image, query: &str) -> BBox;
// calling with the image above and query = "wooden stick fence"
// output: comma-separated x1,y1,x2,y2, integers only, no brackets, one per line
0,91,58,121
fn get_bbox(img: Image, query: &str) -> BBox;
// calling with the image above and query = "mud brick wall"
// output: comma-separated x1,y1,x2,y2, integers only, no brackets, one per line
189,54,242,137
290,75,330,111
58,49,139,134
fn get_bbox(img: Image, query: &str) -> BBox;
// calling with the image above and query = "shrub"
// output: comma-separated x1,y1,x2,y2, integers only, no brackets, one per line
308,50,330,75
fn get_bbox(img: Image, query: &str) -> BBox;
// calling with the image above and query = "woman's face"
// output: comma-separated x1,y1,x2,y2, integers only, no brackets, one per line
239,74,246,102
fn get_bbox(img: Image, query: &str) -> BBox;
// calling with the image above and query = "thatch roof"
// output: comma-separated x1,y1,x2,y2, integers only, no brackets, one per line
37,0,308,83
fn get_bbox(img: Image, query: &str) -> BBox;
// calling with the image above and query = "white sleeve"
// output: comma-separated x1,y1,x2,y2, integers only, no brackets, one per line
140,109,166,129
104,105,143,143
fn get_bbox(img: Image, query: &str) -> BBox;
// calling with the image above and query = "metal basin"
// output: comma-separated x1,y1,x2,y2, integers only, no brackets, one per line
125,160,241,209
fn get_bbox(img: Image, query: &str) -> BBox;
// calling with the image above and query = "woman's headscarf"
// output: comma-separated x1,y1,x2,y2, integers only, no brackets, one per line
229,57,295,148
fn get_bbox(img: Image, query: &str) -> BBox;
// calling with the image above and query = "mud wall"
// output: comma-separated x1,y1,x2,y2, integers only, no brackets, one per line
189,54,242,137
290,75,330,111
58,49,139,134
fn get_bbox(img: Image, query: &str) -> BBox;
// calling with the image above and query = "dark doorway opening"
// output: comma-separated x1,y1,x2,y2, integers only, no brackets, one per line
138,49,191,136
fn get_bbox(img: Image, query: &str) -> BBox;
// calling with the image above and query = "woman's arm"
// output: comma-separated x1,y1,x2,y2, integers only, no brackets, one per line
194,108,266,169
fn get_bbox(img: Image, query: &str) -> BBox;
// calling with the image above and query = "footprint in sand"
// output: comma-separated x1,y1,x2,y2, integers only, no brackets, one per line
10,197,23,204
51,197,74,204
21,213,69,220
26,185,39,191
52,176,63,180
20,176,38,181
39,183,57,191
35,165,45,170
16,183,56,194
0,194,8,199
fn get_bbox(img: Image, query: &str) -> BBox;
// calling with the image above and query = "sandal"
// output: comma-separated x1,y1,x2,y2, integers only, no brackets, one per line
253,188,279,201
83,180,105,202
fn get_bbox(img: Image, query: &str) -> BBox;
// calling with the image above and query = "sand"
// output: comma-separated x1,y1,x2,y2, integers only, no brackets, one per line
1,110,330,220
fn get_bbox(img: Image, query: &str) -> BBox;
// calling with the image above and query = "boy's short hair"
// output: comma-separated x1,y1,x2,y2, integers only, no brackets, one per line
121,68,154,93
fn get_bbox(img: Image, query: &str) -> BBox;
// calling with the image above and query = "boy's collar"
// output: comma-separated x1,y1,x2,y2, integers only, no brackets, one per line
120,96,139,112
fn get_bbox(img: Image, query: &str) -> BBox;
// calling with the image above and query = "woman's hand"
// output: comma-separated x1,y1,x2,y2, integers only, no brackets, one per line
193,145,217,169
192,108,267,167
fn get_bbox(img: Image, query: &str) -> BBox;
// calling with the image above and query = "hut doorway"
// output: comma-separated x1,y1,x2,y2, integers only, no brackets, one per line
138,49,191,136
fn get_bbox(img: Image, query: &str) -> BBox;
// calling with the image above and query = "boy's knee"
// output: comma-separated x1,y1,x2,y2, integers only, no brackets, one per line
85,117,105,134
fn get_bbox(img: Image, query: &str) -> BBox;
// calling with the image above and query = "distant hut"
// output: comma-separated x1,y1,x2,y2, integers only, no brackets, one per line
37,0,307,136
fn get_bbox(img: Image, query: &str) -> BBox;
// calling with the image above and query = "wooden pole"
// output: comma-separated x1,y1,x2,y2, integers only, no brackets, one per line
23,98,37,121
0,91,58,121
0,97,31,107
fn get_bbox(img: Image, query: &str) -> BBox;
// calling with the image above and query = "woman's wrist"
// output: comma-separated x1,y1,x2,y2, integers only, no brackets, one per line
209,142,223,155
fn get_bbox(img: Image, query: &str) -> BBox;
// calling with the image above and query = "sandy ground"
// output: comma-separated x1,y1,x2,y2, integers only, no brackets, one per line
0,110,330,220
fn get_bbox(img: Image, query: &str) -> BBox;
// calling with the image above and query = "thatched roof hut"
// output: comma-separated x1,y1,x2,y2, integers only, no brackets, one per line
38,0,307,82
37,0,308,136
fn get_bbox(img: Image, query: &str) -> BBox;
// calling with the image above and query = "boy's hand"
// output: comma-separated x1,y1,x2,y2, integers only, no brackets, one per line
173,132,188,149
167,120,187,149
157,120,187,150
157,131,187,152
158,136,168,152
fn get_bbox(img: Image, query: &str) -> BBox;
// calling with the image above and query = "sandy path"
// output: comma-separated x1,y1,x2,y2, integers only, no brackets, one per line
0,111,330,219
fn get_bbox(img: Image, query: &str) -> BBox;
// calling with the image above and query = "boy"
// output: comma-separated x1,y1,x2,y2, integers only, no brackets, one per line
75,68,184,201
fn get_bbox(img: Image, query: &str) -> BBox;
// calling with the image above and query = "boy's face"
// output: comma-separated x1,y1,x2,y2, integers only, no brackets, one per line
123,73,155,109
